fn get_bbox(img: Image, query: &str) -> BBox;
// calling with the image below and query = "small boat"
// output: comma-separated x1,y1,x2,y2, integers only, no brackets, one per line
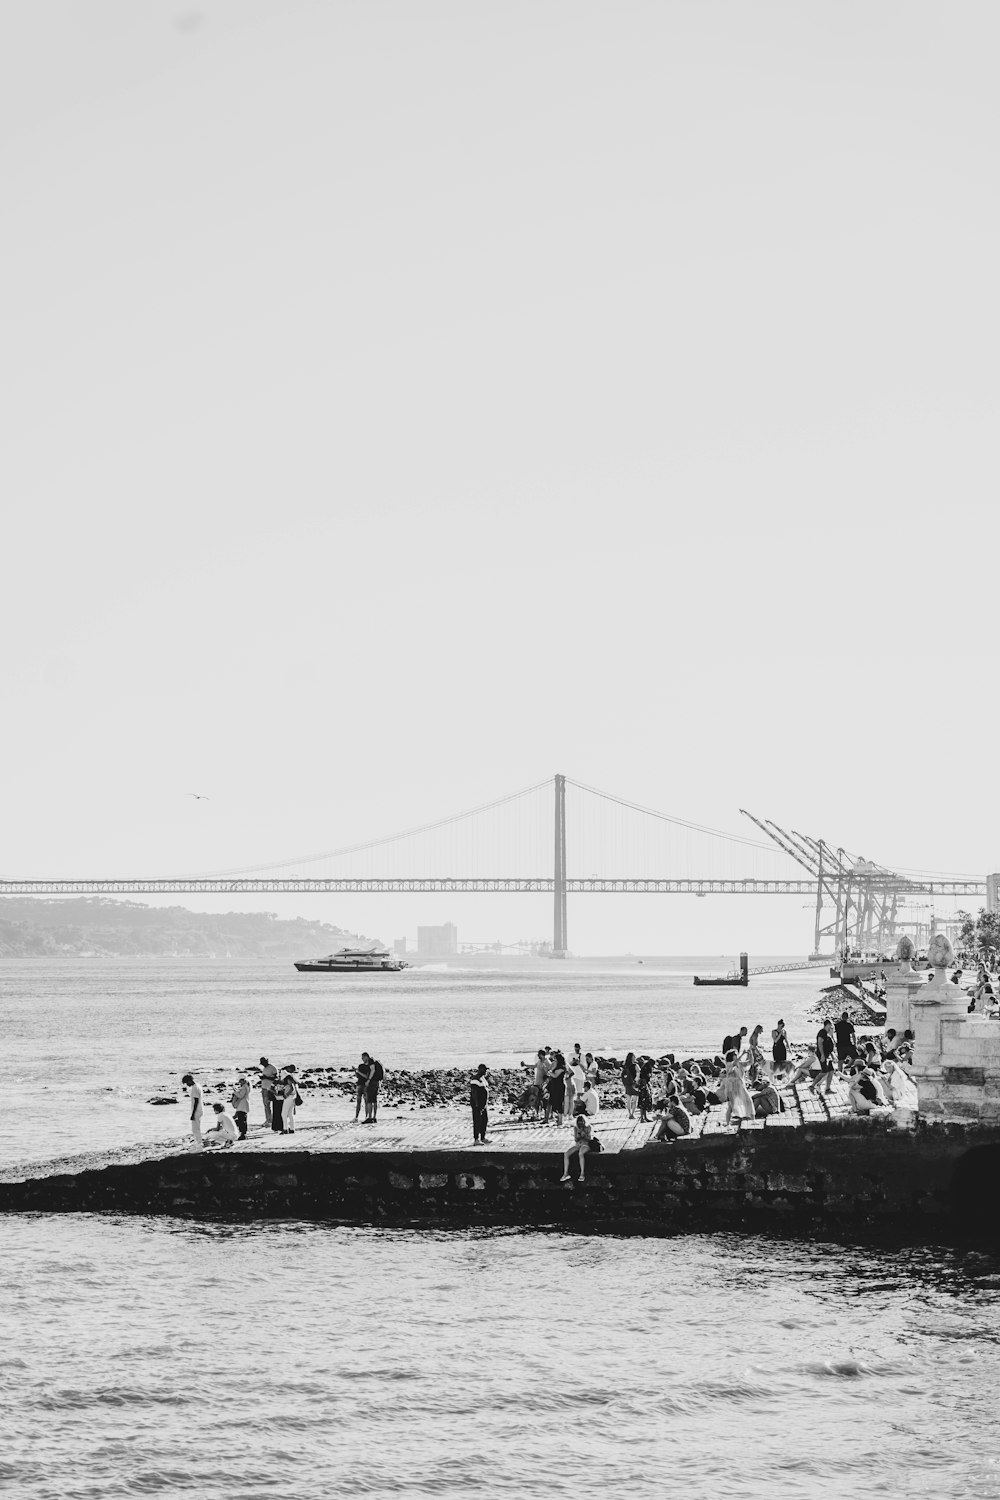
294,945,409,973
693,952,749,987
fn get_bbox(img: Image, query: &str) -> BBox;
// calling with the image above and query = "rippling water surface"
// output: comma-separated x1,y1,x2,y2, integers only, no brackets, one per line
4,959,1000,1498
3,1218,1000,1499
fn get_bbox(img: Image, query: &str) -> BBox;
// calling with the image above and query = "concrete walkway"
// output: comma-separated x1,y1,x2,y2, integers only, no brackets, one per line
2,1078,866,1185
261,1076,855,1153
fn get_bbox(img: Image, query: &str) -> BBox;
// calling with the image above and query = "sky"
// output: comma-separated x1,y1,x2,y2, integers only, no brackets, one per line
1,0,997,954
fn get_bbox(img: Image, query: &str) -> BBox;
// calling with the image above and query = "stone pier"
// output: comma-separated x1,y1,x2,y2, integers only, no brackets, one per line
2,1112,999,1239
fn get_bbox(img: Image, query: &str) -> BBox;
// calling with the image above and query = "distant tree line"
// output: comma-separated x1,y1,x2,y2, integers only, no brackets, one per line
956,907,1000,957
0,897,378,958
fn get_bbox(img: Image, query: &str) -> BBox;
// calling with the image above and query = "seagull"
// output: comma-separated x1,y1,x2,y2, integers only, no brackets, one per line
187,792,210,801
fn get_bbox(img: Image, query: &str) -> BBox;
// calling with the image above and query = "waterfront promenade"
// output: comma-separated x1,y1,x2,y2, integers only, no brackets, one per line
1,1075,858,1186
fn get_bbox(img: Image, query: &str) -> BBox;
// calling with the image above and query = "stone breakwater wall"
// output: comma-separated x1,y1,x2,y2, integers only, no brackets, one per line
3,1122,1000,1238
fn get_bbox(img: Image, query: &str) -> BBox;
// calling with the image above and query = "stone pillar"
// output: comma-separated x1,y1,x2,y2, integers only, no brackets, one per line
884,972,925,1033
910,934,967,1116
885,936,928,1035
911,987,946,1114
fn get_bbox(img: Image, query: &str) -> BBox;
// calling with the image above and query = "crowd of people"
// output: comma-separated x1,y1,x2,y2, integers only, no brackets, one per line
181,1051,384,1151
494,1014,921,1170
964,965,1000,1016
178,1014,919,1157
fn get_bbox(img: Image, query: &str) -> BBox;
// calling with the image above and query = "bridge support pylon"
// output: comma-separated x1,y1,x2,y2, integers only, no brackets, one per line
553,773,568,956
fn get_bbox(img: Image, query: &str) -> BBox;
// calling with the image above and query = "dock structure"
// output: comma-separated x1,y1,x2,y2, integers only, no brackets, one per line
1,1085,998,1239
0,1077,862,1188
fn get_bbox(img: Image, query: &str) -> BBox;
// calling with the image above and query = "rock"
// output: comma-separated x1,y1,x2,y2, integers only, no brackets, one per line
147,1096,178,1106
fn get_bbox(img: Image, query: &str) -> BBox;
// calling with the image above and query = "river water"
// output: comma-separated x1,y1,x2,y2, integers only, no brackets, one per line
2,954,837,1166
3,958,999,1499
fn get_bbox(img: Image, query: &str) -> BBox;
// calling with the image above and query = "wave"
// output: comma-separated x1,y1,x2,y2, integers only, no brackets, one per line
800,1356,914,1379
34,1386,194,1411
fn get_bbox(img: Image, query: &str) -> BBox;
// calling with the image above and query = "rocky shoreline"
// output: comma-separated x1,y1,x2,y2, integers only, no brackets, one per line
149,1060,631,1112
148,1032,885,1115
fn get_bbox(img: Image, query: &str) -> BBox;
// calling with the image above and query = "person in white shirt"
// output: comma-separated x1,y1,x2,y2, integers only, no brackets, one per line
579,1079,600,1116
203,1103,238,1147
182,1074,203,1149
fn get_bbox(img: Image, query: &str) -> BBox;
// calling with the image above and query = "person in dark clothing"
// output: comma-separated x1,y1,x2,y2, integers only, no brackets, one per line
364,1058,383,1123
771,1019,789,1075
722,1026,747,1056
270,1073,287,1132
354,1053,372,1122
620,1052,638,1120
637,1057,655,1123
546,1052,567,1125
857,1071,881,1104
470,1064,490,1143
814,1020,837,1095
834,1011,857,1061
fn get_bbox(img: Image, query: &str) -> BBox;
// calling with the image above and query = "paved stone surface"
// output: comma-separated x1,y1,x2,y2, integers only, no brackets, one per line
3,1080,868,1184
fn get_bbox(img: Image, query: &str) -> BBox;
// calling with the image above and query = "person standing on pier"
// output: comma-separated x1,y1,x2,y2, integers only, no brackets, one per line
720,1051,754,1125
814,1020,837,1096
354,1053,373,1122
569,1049,586,1111
621,1052,638,1119
637,1057,655,1123
270,1068,287,1132
470,1064,490,1143
182,1074,203,1150
771,1020,789,1076
364,1057,383,1123
229,1078,250,1139
834,1011,857,1062
722,1025,748,1057
279,1067,299,1133
533,1049,549,1120
546,1052,567,1126
258,1057,278,1127
564,1060,577,1121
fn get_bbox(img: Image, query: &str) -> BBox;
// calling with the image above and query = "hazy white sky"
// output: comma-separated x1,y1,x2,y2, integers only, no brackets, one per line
1,1,997,952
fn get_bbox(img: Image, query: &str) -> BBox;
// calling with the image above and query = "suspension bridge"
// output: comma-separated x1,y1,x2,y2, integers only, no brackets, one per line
2,775,991,954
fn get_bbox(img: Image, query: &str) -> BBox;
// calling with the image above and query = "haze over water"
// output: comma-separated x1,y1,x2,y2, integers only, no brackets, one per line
3,958,1000,1498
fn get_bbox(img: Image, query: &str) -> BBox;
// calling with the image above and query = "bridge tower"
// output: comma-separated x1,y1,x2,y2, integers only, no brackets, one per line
553,773,568,956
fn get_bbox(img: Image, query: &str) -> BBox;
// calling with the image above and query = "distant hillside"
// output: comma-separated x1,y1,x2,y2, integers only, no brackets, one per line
0,897,381,959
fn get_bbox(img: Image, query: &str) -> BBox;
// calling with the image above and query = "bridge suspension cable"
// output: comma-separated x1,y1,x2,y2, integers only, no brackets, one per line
566,778,776,851
202,778,553,879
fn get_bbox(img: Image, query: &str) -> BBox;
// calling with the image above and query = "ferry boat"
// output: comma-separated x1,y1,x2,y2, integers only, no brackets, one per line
294,945,409,973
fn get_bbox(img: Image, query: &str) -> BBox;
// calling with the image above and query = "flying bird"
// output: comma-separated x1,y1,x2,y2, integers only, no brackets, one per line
187,793,210,801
